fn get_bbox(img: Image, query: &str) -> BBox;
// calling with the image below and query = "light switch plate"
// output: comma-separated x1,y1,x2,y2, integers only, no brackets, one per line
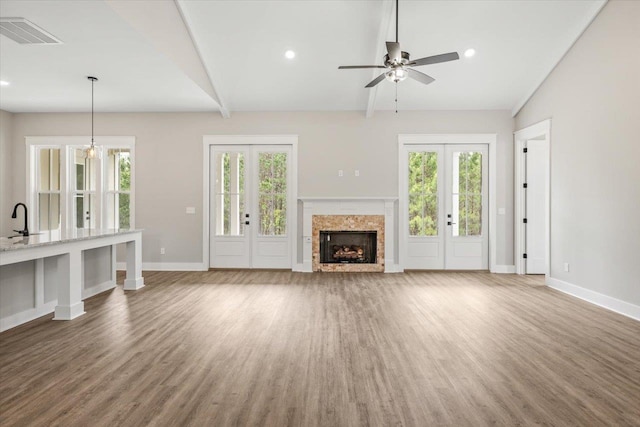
186,207,196,214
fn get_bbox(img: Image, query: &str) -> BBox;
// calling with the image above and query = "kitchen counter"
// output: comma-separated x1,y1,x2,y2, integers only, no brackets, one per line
0,229,144,332
1,228,141,251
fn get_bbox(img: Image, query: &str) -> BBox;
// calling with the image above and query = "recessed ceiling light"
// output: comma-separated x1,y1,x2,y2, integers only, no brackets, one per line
0,81,9,86
464,48,476,58
285,50,296,59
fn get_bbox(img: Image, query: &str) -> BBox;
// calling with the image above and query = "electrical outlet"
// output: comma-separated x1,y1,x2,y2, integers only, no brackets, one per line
338,170,343,177
355,170,360,177
564,262,569,272
160,247,166,255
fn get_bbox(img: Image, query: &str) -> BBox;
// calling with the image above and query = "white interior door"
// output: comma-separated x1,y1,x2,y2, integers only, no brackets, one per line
525,139,548,274
210,145,292,269
403,144,488,270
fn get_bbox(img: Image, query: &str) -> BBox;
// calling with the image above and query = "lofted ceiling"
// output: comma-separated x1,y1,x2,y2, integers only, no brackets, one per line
0,0,606,116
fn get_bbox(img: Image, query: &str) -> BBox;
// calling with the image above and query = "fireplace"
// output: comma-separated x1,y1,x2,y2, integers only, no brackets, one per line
312,214,385,272
319,231,377,264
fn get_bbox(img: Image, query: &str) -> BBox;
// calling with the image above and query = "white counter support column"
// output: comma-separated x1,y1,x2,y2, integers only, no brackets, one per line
53,250,85,320
124,234,144,290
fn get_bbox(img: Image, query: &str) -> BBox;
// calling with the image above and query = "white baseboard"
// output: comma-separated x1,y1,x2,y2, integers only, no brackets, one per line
82,280,116,300
546,277,640,321
0,301,57,333
116,262,207,271
385,264,403,273
493,265,516,274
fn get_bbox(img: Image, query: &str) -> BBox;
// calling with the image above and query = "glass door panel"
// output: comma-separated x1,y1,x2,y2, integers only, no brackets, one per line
445,145,488,270
214,151,245,236
257,152,287,236
451,151,483,237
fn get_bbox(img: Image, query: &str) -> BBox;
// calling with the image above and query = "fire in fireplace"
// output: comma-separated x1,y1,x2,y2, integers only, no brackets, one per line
319,231,377,264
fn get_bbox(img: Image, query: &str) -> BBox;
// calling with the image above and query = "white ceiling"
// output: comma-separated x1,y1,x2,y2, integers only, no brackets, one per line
0,0,606,115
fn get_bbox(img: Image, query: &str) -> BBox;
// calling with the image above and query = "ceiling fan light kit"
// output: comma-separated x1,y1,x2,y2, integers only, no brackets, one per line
338,0,460,108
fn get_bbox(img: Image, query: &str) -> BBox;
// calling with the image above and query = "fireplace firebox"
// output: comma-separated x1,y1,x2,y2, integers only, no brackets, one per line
319,231,377,264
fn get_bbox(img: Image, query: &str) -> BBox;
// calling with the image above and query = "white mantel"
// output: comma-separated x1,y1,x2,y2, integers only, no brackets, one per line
298,197,400,273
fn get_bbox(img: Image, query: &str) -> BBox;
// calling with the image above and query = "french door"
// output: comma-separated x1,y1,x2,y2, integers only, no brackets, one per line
403,144,488,270
209,145,292,269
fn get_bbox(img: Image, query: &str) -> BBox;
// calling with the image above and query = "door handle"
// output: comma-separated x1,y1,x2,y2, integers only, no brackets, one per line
447,221,456,226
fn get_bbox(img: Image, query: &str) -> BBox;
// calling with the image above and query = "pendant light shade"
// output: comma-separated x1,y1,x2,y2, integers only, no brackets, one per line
85,76,101,159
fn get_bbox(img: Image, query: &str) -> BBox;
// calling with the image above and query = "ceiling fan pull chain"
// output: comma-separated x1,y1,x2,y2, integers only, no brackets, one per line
395,82,398,113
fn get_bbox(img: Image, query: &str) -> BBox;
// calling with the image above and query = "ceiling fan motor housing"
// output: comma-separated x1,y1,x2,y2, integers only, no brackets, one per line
384,51,411,67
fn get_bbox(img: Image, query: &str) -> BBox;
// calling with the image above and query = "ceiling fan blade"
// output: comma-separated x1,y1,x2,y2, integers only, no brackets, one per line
407,68,435,86
409,52,460,67
338,65,387,69
386,41,401,62
365,73,386,88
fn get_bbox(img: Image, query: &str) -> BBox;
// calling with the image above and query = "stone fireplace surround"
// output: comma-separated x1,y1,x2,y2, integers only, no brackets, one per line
313,215,384,272
300,198,399,273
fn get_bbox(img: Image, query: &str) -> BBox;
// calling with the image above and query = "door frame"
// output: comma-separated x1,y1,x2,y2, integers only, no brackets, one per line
202,135,298,270
514,120,551,276
398,134,497,272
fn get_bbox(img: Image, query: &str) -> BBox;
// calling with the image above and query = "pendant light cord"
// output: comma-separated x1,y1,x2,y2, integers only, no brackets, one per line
88,76,97,147
91,78,94,145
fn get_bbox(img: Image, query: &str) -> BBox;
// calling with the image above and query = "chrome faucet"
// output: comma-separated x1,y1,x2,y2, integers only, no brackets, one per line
11,203,29,237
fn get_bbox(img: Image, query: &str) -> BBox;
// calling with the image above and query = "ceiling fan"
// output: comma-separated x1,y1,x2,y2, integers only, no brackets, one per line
338,0,459,89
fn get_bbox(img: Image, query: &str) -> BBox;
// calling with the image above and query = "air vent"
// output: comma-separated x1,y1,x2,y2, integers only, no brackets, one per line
0,17,62,44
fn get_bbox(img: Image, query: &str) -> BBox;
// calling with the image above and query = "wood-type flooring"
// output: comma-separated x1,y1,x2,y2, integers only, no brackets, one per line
1,271,639,426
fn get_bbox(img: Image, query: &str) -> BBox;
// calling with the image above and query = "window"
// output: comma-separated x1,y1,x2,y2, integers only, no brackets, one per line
36,148,61,231
71,148,97,229
105,148,132,229
27,137,135,232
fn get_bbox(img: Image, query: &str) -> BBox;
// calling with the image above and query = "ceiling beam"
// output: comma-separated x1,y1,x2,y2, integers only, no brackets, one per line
174,0,230,119
366,0,395,118
105,0,230,118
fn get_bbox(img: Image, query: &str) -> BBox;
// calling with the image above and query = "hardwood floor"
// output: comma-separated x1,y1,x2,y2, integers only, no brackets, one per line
1,271,639,426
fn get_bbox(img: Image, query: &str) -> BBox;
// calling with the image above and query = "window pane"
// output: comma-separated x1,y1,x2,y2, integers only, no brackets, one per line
51,149,60,191
38,193,60,231
38,194,49,231
75,195,83,228
258,152,287,236
119,193,130,229
214,151,245,236
74,193,96,229
107,149,131,192
408,151,438,236
105,194,115,228
73,149,96,192
408,194,438,236
39,149,50,191
119,152,131,191
106,193,131,229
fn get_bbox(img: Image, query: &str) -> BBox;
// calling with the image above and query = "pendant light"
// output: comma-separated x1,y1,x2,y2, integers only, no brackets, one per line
85,76,101,159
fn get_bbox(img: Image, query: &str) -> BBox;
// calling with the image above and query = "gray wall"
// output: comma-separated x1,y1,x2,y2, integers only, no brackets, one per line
8,110,515,266
0,109,14,236
515,1,640,305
